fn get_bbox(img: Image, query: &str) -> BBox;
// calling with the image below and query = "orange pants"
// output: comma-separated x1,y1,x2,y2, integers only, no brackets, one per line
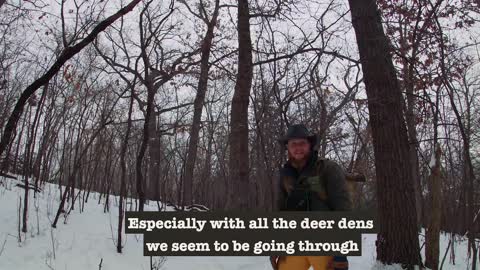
277,256,333,270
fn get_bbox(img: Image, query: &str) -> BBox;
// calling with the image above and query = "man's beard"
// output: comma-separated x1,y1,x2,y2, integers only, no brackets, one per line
288,151,310,168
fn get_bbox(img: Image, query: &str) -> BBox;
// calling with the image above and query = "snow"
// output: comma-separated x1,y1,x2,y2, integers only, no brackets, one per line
0,176,475,270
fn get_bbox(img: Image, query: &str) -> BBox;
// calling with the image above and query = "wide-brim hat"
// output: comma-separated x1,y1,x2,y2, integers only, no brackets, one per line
278,124,318,147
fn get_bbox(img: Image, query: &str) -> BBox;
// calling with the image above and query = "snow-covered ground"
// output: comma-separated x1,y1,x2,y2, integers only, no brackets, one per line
0,176,475,270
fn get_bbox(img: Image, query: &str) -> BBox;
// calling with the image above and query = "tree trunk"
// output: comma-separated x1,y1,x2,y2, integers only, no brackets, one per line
22,107,32,233
347,0,422,267
147,113,159,201
425,145,442,270
183,0,220,206
34,99,53,193
227,0,253,210
12,120,26,174
148,116,162,201
135,76,154,212
52,120,111,228
403,63,423,230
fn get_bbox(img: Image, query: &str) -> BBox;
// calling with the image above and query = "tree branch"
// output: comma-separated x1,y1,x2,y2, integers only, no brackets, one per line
0,0,142,159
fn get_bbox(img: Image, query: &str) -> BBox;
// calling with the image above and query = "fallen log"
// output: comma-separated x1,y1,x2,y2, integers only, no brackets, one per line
0,172,17,180
15,183,42,193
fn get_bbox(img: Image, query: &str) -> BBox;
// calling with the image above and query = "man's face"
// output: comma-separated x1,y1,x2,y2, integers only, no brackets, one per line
286,138,311,161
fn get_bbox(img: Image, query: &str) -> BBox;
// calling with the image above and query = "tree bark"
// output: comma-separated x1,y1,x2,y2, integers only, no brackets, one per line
22,107,32,233
227,0,253,210
135,1,176,211
135,75,155,212
403,63,423,230
425,144,442,270
147,112,160,200
347,0,422,267
33,85,53,193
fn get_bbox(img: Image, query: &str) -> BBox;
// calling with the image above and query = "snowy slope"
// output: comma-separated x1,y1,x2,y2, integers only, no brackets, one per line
0,176,475,270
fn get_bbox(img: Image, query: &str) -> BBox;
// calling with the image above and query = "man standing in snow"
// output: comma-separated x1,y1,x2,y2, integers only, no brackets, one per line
270,124,351,270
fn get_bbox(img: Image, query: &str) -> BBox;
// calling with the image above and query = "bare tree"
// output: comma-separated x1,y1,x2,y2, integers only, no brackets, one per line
434,18,478,266
117,78,136,252
0,0,142,162
181,0,220,206
96,0,200,210
426,145,443,270
347,0,422,267
227,0,253,210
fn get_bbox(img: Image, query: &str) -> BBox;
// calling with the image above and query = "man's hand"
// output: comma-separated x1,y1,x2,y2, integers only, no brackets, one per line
269,256,282,270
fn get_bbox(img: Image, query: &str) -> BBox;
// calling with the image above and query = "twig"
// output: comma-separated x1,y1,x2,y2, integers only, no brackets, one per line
50,228,56,259
420,239,426,251
45,252,55,270
98,258,103,270
0,235,7,256
439,238,451,270
150,256,166,270
18,196,21,243
108,210,117,247
35,197,40,235
156,200,162,211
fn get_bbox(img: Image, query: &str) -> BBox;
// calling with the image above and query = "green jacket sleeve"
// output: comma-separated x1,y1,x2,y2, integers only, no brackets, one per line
323,160,352,211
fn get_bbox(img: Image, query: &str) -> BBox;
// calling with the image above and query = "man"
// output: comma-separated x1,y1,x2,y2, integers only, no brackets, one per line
270,124,351,270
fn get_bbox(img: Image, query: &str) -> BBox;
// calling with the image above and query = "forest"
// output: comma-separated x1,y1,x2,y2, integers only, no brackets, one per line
0,0,479,269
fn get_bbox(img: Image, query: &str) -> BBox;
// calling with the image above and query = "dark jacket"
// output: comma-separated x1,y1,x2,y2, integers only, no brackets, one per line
277,152,351,211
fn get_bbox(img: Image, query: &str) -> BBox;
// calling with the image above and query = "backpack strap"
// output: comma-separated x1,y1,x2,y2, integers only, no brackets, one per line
305,158,328,201
280,158,331,211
